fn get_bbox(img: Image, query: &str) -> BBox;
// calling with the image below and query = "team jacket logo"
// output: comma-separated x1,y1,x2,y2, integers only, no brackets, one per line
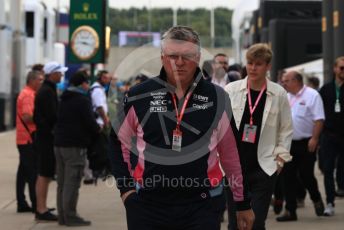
193,94,209,102
192,103,209,110
150,99,168,112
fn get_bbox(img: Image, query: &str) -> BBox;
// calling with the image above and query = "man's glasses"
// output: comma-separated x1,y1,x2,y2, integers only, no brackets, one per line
163,53,198,61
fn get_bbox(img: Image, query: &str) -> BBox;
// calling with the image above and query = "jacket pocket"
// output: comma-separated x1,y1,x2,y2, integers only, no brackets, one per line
265,108,278,126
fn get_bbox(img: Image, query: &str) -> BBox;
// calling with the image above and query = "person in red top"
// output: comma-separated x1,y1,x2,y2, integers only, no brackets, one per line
16,70,44,212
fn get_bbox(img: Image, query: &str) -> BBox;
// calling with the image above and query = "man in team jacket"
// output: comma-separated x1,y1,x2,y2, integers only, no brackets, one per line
110,26,254,230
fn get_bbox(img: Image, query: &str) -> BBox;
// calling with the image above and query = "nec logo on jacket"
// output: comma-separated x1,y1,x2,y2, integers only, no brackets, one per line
150,100,168,113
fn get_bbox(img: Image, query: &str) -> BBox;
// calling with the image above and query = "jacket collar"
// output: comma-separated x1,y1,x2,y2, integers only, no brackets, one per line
239,76,278,96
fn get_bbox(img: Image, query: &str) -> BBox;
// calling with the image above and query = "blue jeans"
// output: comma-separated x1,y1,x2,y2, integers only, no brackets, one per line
320,133,344,205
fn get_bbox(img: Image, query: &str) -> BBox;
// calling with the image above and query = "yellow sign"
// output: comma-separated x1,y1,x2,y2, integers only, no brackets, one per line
333,11,339,28
322,17,327,32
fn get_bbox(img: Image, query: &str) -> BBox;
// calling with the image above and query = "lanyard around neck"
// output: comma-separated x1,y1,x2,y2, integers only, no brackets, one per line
170,71,202,130
289,86,306,107
247,81,266,126
335,82,341,100
171,93,191,131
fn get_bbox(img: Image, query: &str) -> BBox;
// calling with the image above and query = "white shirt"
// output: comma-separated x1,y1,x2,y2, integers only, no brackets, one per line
225,77,293,176
288,86,325,140
90,82,108,126
211,73,228,89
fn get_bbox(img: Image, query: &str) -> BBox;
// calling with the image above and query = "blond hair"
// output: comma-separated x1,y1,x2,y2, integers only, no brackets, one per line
334,56,344,66
246,43,273,64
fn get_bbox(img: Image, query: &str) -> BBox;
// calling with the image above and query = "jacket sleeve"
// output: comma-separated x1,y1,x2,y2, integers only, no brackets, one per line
272,90,293,162
217,94,251,211
109,92,137,195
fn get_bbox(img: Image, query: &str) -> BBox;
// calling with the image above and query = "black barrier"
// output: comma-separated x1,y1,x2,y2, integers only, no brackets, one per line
269,19,322,81
259,0,322,39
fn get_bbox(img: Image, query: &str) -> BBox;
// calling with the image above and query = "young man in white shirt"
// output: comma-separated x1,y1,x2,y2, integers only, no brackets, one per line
225,43,293,229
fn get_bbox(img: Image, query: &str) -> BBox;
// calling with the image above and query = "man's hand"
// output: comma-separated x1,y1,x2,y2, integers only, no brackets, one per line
308,137,319,153
236,209,255,230
121,190,136,203
275,156,285,174
277,164,283,174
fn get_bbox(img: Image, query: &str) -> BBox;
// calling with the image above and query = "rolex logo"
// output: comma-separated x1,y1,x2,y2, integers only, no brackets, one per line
83,3,90,12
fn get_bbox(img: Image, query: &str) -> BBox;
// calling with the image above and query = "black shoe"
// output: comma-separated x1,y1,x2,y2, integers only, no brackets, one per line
35,211,58,221
33,207,55,213
48,207,56,212
314,200,325,216
276,211,297,222
335,189,344,197
17,206,33,213
65,216,91,226
83,178,95,185
273,199,283,215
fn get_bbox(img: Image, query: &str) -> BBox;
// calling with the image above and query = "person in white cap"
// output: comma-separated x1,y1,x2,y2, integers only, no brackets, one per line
33,61,68,221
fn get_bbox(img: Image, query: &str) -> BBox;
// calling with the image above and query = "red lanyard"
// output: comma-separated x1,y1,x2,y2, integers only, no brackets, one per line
169,70,203,132
289,86,306,107
247,81,266,126
171,93,191,131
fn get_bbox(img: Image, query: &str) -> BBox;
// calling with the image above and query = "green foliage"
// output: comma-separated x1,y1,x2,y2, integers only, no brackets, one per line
108,7,233,47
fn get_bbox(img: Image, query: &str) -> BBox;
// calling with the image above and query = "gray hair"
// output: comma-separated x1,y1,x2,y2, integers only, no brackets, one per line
26,70,43,84
161,26,201,52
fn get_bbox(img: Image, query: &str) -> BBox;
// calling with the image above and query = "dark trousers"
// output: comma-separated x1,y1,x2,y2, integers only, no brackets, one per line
273,170,306,203
16,144,37,209
320,133,344,205
273,172,284,201
283,139,322,212
125,193,222,230
55,147,86,223
336,153,344,190
228,168,276,230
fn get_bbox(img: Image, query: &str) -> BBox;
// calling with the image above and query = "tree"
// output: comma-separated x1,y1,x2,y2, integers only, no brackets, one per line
108,7,233,47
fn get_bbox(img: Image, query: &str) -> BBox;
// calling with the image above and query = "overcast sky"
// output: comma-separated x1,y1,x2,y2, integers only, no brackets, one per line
46,0,240,10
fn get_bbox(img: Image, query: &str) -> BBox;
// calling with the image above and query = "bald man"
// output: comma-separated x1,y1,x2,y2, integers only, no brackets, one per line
277,71,325,221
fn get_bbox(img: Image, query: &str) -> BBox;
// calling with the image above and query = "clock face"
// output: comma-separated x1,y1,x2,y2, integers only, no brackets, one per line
71,26,100,60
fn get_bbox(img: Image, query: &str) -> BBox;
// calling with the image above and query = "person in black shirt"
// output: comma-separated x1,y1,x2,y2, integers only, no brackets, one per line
54,71,100,226
319,56,344,216
34,62,67,221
